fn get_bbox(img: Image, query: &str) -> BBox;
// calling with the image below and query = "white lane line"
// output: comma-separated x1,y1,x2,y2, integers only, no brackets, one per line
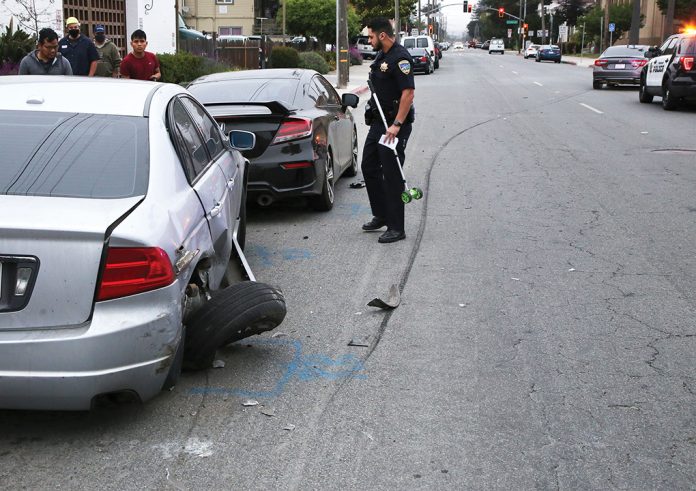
512,70,519,74
579,102,604,114
533,81,543,86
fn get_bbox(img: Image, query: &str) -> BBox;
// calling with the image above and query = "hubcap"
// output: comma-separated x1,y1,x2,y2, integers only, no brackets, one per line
325,155,334,203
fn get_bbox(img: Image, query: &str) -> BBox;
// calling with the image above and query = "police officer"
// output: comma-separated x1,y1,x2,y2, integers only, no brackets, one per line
361,17,415,244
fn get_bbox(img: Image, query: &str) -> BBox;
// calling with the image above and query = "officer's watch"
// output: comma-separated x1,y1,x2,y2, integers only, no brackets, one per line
393,119,402,127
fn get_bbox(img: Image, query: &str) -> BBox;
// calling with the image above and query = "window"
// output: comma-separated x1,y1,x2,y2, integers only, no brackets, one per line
315,76,341,105
219,26,242,35
171,99,210,180
660,36,678,55
0,110,148,198
180,97,225,160
216,0,234,4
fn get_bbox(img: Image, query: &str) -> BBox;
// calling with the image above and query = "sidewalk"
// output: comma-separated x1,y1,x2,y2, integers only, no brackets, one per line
324,62,371,97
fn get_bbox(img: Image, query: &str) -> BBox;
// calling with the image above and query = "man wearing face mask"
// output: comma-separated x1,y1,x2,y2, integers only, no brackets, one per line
58,17,99,76
93,25,121,77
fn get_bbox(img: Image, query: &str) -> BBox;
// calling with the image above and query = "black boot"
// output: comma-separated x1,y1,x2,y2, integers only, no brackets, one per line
362,216,387,231
378,229,406,243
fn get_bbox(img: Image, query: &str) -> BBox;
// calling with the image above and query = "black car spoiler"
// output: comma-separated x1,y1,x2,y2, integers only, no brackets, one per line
203,101,296,118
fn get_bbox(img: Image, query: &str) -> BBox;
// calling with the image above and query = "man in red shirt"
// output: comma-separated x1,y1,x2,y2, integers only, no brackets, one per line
120,29,161,81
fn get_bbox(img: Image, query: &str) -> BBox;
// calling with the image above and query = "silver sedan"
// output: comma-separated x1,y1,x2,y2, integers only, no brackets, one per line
0,76,284,410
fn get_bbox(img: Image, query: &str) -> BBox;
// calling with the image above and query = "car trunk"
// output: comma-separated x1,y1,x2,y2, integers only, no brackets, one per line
0,195,142,330
603,57,638,70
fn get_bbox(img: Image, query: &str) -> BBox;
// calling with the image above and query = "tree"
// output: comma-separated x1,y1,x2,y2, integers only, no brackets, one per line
555,0,588,27
656,0,696,24
0,26,35,64
577,3,643,45
286,0,361,45
352,0,418,28
0,0,53,37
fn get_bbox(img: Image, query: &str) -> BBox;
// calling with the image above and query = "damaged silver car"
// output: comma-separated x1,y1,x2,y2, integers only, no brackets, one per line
0,76,286,411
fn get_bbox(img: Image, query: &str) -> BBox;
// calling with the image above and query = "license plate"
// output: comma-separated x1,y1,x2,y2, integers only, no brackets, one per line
614,63,626,69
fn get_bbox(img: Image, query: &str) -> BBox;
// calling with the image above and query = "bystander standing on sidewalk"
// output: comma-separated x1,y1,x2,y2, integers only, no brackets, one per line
120,30,161,81
19,28,73,75
59,17,99,76
93,24,121,78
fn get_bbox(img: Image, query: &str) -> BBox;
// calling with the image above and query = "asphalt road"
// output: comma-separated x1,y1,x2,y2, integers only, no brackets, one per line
2,50,695,490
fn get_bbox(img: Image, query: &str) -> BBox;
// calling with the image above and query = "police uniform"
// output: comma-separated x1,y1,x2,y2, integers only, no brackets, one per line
361,42,415,240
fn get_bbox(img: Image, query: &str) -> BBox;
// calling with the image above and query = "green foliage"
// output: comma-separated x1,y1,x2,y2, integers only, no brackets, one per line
352,0,418,28
319,50,337,70
158,52,230,85
298,51,330,73
270,46,301,68
577,4,642,44
286,0,362,44
656,0,696,22
0,27,35,64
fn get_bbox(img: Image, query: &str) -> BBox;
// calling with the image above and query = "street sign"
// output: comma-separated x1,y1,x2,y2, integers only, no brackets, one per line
411,28,418,36
608,22,615,32
507,28,512,38
506,20,517,25
558,24,568,42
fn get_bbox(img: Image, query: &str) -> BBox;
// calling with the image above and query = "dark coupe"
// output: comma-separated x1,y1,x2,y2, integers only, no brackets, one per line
188,69,359,211
408,47,434,74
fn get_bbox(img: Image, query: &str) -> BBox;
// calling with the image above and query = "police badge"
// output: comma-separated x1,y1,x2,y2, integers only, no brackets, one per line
398,60,411,74
380,62,388,72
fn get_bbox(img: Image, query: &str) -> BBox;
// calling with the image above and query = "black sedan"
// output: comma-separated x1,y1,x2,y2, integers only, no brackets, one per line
408,47,434,74
188,69,359,211
536,45,562,63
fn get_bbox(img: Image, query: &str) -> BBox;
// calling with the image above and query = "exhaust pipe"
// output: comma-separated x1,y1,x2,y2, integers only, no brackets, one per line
256,194,274,207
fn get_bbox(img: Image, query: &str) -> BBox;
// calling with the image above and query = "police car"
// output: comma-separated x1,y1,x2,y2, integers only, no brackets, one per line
639,30,696,110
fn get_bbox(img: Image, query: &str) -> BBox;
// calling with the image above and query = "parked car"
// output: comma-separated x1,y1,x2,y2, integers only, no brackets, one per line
481,40,490,50
536,45,561,63
475,41,483,48
408,47,434,74
467,40,476,48
0,76,286,410
402,35,439,69
178,13,210,41
453,41,465,50
639,32,696,110
353,35,376,60
188,69,359,211
489,38,505,54
524,44,540,59
593,45,650,89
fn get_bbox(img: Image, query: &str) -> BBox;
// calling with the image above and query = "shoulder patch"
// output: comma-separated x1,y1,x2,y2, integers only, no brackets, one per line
398,59,411,74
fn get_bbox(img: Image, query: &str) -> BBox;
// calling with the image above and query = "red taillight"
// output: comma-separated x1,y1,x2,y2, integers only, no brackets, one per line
272,118,312,144
679,56,694,71
97,247,175,301
280,161,313,170
631,59,648,68
594,59,608,67
421,56,428,62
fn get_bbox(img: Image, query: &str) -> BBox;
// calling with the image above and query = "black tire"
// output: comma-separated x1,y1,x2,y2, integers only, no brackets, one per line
309,151,335,211
535,57,540,62
662,81,678,110
183,282,287,370
344,129,359,177
639,76,653,103
593,80,603,90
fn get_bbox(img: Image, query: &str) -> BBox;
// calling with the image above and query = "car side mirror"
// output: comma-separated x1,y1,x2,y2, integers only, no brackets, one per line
341,93,359,109
229,130,255,151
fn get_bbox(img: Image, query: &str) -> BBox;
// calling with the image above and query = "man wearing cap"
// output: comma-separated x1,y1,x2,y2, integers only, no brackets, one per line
58,17,99,76
93,24,121,77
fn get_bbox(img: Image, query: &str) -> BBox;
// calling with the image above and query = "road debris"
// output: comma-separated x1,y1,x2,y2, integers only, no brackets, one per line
349,181,365,189
568,268,576,272
260,407,276,417
367,284,400,309
242,399,259,407
271,332,288,338
511,277,520,281
283,424,296,431
348,335,372,347
212,359,225,368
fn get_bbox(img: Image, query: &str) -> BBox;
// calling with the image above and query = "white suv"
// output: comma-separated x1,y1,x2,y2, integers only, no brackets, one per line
354,36,376,60
489,38,505,55
402,35,438,69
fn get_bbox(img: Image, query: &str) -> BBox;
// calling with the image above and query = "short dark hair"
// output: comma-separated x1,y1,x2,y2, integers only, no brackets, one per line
367,17,394,37
131,29,147,40
38,28,58,44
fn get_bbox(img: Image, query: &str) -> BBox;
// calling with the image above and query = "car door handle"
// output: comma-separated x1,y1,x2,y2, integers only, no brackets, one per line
209,202,222,217
227,177,235,186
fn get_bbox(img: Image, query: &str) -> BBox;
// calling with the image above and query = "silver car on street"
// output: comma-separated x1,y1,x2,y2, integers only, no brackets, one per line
0,76,264,410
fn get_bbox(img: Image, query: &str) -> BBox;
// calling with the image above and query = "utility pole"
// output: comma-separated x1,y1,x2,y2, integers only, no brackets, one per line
336,0,348,87
664,0,675,37
541,2,546,45
603,0,611,50
629,0,640,44
282,0,286,44
518,0,522,53
395,0,400,42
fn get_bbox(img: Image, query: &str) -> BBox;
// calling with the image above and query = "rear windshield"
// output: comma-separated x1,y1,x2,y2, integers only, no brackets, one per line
682,37,696,53
189,79,299,106
602,46,647,57
408,48,427,55
0,110,148,199
416,38,429,48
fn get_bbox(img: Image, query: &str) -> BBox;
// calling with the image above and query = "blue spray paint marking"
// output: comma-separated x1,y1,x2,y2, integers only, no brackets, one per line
246,245,312,268
188,337,367,398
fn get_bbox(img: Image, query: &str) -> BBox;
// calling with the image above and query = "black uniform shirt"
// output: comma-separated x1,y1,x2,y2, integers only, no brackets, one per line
370,43,415,113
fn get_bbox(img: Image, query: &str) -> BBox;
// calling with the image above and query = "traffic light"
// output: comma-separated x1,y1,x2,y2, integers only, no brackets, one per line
463,0,468,13
428,24,433,34
523,23,528,35
498,7,504,17
467,3,472,12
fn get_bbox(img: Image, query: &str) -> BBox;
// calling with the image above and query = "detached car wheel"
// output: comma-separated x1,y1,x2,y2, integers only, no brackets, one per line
183,282,287,370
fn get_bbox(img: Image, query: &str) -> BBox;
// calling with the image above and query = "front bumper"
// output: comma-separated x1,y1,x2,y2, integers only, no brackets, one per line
0,281,182,410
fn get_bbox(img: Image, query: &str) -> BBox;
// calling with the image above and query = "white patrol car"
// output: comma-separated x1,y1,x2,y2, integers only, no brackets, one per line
639,31,696,110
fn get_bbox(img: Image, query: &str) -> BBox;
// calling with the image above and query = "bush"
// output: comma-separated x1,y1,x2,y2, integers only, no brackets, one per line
270,46,300,68
348,45,362,65
298,51,330,74
319,50,336,71
0,62,19,75
157,51,229,85
0,27,35,65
